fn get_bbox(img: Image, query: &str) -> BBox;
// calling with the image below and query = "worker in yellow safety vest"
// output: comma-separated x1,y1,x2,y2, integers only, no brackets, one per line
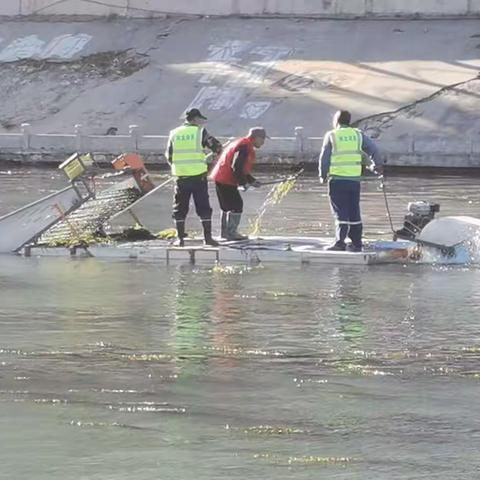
319,110,383,252
166,108,223,247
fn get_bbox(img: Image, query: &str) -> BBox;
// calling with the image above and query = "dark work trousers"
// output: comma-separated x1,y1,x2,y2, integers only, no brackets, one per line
328,179,363,247
173,174,213,222
215,182,243,213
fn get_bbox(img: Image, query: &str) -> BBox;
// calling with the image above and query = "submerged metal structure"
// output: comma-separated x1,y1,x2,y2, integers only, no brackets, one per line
0,152,156,253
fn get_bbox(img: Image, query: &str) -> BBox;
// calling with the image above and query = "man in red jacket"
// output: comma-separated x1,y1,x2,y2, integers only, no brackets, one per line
210,127,268,240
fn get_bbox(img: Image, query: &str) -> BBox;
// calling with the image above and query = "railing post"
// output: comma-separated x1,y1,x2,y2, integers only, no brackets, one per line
294,126,304,162
74,124,83,152
21,123,31,151
365,0,373,15
129,124,139,152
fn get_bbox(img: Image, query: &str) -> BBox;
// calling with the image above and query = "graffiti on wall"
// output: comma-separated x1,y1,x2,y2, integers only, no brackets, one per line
274,72,315,92
240,102,272,120
0,33,92,62
186,41,292,120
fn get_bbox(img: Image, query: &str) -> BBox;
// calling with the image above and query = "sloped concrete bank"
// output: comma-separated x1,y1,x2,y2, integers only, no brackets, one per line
0,16,479,167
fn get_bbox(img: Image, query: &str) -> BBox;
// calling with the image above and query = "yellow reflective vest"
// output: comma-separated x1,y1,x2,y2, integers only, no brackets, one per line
168,125,207,177
329,127,363,178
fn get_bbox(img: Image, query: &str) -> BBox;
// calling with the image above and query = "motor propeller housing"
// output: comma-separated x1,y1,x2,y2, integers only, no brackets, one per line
394,201,440,240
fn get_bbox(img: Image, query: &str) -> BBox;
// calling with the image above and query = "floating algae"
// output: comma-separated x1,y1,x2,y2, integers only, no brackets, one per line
286,455,355,465
211,263,259,275
44,224,157,247
157,228,177,239
44,230,111,248
126,353,171,361
113,225,157,241
249,177,297,235
39,185,141,246
253,453,356,466
243,425,307,435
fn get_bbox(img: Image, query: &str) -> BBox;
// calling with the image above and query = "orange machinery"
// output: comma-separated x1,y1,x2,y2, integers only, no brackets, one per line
111,153,155,193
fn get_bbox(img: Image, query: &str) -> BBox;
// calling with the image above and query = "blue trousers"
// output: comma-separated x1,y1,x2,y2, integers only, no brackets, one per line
328,179,363,247
173,174,212,222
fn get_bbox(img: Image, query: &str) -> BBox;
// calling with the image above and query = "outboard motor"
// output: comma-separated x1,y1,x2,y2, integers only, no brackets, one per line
395,201,440,240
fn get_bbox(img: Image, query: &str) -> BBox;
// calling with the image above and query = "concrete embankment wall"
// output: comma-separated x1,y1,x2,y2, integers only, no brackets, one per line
3,0,480,18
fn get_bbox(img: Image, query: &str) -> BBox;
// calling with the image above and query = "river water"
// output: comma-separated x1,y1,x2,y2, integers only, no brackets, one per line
1,167,480,480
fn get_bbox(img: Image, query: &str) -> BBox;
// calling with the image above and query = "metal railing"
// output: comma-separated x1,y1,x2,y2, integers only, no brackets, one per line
0,123,479,167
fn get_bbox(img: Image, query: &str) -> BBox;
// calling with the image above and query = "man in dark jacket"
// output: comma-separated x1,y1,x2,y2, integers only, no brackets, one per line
166,108,222,247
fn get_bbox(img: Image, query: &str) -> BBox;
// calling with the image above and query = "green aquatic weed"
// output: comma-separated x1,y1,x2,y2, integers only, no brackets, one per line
250,178,297,235
243,425,306,435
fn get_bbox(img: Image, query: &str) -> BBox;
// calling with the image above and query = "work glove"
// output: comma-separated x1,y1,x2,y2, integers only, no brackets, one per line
368,163,384,175
205,152,217,165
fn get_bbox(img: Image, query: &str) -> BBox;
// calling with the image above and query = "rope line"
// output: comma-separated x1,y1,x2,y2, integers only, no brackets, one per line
27,0,191,15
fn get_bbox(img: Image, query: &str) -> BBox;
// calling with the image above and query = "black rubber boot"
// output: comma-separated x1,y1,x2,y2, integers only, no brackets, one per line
326,242,346,251
174,221,185,247
348,224,363,252
346,243,363,252
220,211,228,239
226,212,248,241
202,220,219,247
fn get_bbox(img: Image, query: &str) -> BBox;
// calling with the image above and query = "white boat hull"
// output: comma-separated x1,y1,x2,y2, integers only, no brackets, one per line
23,236,416,266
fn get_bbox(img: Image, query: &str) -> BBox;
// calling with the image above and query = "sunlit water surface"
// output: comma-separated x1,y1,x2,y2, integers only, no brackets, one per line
1,167,480,480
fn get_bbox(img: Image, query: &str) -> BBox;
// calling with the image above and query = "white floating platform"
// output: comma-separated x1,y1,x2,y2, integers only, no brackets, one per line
23,236,416,266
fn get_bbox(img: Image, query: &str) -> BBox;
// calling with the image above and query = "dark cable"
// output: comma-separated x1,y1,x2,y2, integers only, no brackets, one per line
380,174,396,235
